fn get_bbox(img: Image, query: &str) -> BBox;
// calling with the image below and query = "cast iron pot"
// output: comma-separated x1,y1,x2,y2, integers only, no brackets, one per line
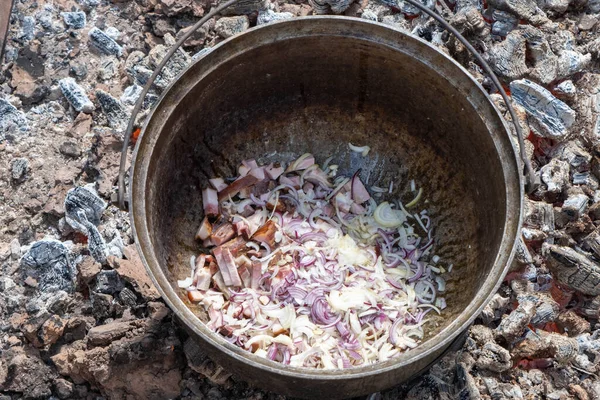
127,16,523,399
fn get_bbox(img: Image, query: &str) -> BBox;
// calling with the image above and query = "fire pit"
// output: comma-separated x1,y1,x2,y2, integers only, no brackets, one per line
129,16,522,399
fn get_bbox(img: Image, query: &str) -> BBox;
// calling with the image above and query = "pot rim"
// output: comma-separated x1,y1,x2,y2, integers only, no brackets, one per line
129,15,524,380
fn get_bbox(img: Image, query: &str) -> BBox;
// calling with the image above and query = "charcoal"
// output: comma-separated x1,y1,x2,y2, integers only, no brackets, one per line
589,0,600,12
64,186,108,263
451,7,490,36
537,0,569,13
491,10,518,36
522,26,558,84
543,243,600,295
510,79,576,141
59,141,82,158
61,12,86,29
88,27,123,57
475,342,512,372
46,290,70,314
0,98,29,139
149,33,191,76
573,171,599,189
550,141,591,171
18,16,36,42
556,310,590,336
59,78,94,114
561,193,589,220
36,7,55,30
496,297,536,341
584,229,600,258
529,295,559,325
78,0,100,9
20,239,74,292
95,270,124,294
96,90,129,132
65,186,106,229
124,50,146,80
98,58,118,81
120,85,142,106
515,236,534,264
480,294,510,324
11,157,29,182
310,0,355,14
119,287,138,307
487,0,548,24
486,31,528,81
524,199,555,232
483,378,524,399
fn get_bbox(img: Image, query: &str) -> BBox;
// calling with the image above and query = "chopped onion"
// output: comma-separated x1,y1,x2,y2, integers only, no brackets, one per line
373,202,406,228
348,143,371,156
182,154,450,369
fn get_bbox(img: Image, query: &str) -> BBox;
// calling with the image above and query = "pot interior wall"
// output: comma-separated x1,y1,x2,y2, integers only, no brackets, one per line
145,26,508,345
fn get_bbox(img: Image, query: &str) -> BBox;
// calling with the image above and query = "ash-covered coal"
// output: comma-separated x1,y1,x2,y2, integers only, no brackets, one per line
20,239,74,292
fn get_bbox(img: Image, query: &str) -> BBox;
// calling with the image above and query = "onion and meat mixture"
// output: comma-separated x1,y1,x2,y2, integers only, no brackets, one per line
179,145,450,368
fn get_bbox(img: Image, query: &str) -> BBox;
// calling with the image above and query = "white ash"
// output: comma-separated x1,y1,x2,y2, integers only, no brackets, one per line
540,158,570,194
257,10,294,25
104,27,121,41
510,79,576,141
88,27,123,57
215,16,250,38
58,78,94,114
554,80,577,100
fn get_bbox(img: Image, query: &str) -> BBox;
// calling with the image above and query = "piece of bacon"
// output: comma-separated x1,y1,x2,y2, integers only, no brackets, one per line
187,290,204,303
195,217,213,240
209,178,228,192
218,174,260,201
234,220,251,239
265,164,284,180
351,175,371,204
252,220,277,248
249,167,265,180
202,188,219,217
251,260,262,290
211,223,235,246
213,246,242,286
279,175,301,189
219,236,247,257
